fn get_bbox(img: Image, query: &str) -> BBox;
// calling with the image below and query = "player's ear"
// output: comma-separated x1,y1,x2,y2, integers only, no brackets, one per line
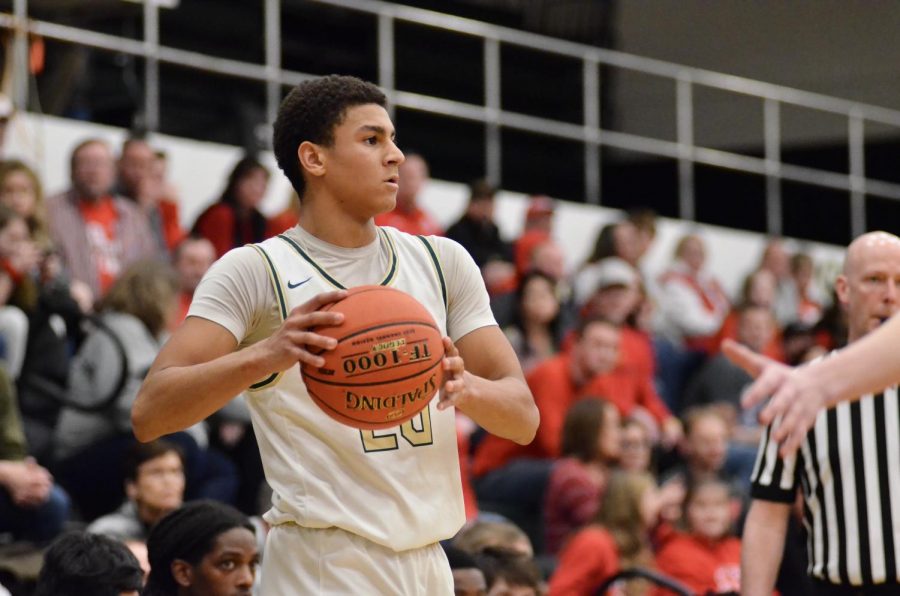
171,559,193,587
298,141,326,178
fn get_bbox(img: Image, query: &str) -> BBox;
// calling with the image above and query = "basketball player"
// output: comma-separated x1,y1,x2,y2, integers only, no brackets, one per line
725,231,900,457
132,75,539,594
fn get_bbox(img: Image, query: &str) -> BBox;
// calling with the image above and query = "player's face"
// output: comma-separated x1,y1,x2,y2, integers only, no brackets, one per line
840,237,900,341
186,527,258,596
686,483,732,541
320,104,404,219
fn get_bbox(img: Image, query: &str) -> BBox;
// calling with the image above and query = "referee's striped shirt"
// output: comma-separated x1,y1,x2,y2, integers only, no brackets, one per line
750,383,900,587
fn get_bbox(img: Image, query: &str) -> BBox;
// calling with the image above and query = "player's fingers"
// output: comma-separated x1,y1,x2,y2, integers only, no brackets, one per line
286,330,338,352
442,336,459,357
296,349,326,369
443,355,464,376
769,392,802,444
779,427,806,459
286,310,344,329
723,339,770,377
758,381,795,427
294,290,348,315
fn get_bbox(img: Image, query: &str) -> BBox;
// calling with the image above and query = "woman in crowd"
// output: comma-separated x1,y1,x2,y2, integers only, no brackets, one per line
192,156,270,258
549,470,660,596
503,271,564,373
543,398,620,555
0,160,51,250
145,500,259,596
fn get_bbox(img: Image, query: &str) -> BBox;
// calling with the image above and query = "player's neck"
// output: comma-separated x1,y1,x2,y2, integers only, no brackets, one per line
298,196,377,248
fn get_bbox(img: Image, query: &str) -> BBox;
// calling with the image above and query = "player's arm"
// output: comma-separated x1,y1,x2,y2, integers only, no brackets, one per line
132,291,345,442
741,499,790,596
439,327,538,445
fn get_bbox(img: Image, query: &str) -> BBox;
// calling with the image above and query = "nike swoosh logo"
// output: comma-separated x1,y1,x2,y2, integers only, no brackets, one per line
287,277,312,289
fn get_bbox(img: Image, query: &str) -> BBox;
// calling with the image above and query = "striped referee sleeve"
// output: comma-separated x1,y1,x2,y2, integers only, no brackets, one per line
750,419,800,503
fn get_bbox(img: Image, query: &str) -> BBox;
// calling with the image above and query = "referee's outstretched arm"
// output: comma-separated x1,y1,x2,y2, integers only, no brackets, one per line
741,500,791,596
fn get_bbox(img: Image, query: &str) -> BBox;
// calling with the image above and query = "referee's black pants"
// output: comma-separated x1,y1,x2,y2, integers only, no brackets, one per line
813,579,900,595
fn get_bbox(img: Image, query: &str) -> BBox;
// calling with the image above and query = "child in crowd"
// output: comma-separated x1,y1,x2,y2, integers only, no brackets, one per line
453,519,534,558
653,478,742,596
476,547,543,596
618,418,654,474
549,470,659,596
544,398,620,555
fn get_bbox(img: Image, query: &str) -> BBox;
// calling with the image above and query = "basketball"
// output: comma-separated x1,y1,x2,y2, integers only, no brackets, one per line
301,285,445,430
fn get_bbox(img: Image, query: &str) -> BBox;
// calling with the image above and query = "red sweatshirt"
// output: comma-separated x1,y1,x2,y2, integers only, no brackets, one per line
653,533,741,596
549,526,622,596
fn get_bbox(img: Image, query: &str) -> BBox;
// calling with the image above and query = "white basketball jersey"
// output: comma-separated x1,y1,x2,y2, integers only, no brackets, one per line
247,227,465,552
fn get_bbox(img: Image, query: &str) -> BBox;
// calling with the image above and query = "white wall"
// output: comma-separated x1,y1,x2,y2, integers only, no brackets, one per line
6,111,846,300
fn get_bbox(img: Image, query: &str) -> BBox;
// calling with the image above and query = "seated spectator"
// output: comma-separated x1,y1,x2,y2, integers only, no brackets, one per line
654,478,743,596
192,156,271,258
657,233,730,355
53,260,237,519
502,271,564,373
618,417,654,474
0,205,36,379
627,208,658,267
46,138,157,299
717,268,784,362
756,238,795,326
34,532,143,596
446,179,511,269
0,365,69,543
663,406,745,499
544,399,620,555
374,152,442,236
453,520,534,558
172,235,217,325
88,440,185,542
476,547,542,596
549,471,658,596
144,500,258,596
0,159,51,250
444,544,489,596
573,220,641,305
513,195,554,276
117,137,184,255
472,318,623,539
782,321,826,366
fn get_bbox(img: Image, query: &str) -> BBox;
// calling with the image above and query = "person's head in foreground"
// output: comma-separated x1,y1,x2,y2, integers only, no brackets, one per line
34,531,143,596
444,544,488,596
475,546,542,596
144,500,259,596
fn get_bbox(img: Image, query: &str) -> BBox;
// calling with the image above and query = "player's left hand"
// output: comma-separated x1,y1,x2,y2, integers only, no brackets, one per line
438,336,472,411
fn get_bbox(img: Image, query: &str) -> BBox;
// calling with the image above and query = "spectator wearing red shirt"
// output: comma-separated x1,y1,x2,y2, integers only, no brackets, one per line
654,478,745,596
373,152,442,236
172,235,216,326
472,317,622,552
192,156,270,258
46,138,157,299
544,398,621,555
549,471,659,596
513,195,554,276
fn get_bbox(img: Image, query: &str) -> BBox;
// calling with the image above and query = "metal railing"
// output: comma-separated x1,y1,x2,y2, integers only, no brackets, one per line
4,0,900,239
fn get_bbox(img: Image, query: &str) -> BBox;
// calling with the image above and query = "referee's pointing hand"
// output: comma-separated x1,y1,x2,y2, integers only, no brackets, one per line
722,339,827,458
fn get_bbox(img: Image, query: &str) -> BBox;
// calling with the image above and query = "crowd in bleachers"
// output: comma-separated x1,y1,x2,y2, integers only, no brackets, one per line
0,131,841,595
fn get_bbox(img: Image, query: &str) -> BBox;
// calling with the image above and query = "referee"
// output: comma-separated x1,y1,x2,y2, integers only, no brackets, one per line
744,231,900,596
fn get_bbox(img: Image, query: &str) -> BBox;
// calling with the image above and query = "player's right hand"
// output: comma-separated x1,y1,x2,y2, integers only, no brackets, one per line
255,290,346,372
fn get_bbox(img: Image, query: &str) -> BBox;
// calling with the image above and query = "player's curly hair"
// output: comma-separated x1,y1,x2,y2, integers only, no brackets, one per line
273,75,387,199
